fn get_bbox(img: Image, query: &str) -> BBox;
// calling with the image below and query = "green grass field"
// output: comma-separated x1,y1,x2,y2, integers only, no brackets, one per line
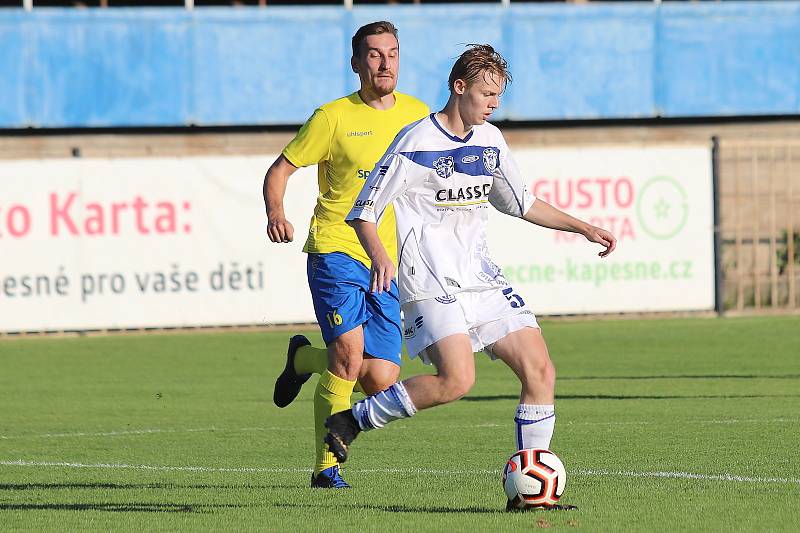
1,316,799,531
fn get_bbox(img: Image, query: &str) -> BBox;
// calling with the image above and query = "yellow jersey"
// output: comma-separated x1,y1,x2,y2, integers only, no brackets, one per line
282,91,429,267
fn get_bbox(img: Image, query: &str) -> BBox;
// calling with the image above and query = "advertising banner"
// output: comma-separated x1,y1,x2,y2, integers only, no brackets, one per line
0,156,317,332
0,145,713,332
489,145,714,314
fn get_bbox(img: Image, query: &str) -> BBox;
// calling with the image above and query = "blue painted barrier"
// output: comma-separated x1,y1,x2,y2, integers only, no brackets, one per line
0,2,798,128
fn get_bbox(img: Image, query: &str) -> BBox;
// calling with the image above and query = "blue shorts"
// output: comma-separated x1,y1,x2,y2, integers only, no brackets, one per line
307,252,402,366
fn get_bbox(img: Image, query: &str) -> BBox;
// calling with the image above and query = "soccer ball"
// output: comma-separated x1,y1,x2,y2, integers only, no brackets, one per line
502,448,566,509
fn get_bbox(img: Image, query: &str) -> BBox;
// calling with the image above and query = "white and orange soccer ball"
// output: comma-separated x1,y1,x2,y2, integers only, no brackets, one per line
502,448,567,509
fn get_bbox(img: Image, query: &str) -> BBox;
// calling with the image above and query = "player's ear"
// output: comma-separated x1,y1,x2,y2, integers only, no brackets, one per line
453,78,467,95
351,56,359,74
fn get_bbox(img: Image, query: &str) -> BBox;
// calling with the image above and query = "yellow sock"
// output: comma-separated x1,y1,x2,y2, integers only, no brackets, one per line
294,345,328,375
314,369,356,476
295,344,366,393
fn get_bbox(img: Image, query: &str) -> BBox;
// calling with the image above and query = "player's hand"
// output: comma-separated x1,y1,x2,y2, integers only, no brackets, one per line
267,215,294,243
369,252,396,294
583,225,616,257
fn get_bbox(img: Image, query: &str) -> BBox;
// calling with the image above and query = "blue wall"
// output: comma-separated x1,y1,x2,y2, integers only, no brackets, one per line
1,2,799,128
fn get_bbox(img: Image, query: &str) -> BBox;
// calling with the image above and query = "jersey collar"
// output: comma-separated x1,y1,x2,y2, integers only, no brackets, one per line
430,113,473,143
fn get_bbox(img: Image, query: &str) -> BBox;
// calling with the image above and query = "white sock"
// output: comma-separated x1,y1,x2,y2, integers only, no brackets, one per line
351,382,417,431
514,404,555,450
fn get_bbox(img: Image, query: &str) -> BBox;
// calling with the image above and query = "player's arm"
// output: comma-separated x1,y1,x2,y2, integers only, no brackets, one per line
263,154,300,243
522,199,616,258
346,150,412,293
349,220,395,294
263,108,332,244
489,142,616,258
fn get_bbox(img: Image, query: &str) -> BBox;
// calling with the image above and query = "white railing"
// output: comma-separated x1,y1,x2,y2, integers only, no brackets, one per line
19,0,525,10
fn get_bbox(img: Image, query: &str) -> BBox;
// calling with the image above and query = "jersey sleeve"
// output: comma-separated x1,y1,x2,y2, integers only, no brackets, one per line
488,138,536,218
281,108,332,168
346,150,409,224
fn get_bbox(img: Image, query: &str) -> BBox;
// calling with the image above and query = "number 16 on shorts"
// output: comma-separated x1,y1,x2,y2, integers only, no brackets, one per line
326,310,343,328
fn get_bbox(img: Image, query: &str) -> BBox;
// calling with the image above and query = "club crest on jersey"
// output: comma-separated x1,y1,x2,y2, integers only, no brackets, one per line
433,156,454,179
482,148,498,173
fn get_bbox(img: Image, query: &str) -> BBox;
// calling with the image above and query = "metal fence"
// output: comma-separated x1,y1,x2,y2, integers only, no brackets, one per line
718,139,800,313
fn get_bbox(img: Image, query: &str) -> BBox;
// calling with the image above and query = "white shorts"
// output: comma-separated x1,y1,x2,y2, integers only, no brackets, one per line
401,286,540,364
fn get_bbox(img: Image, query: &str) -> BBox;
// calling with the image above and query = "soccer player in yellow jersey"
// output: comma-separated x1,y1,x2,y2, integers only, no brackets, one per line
263,21,429,488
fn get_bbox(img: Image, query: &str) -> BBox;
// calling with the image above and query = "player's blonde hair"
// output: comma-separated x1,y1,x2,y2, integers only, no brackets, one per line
447,44,512,93
351,21,399,58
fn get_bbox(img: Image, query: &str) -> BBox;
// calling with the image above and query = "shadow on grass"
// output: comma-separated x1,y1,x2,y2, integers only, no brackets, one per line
274,502,501,514
559,374,800,380
463,393,800,401
0,482,291,491
0,502,244,513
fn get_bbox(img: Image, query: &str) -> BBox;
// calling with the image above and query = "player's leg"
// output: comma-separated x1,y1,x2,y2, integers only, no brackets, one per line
470,285,556,451
273,256,336,408
357,356,400,394
311,326,364,487
356,278,403,395
491,327,561,512
393,295,478,410
273,254,386,407
400,333,476,409
490,327,556,450
273,334,370,407
325,330,476,463
318,279,404,464
301,253,372,487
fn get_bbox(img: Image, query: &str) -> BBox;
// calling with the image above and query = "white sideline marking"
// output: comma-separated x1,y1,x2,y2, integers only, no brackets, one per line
565,417,798,427
1,460,799,485
575,469,800,485
0,427,310,440
0,428,220,439
1,418,796,440
0,460,309,474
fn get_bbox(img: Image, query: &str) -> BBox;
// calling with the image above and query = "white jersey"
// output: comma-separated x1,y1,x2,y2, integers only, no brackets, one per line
346,114,536,304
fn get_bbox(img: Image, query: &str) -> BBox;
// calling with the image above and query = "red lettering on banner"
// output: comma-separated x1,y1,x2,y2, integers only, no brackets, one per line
155,202,177,233
555,216,636,242
616,177,634,208
111,202,128,234
532,177,637,242
7,205,31,237
85,203,104,234
50,192,80,235
595,178,611,208
619,217,635,240
553,181,571,209
48,192,191,237
531,177,635,211
133,197,149,234
576,179,592,209
0,204,32,238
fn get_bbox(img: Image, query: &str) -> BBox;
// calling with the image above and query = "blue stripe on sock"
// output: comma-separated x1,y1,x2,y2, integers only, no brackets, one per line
359,408,373,430
388,386,410,417
516,421,523,450
514,414,555,425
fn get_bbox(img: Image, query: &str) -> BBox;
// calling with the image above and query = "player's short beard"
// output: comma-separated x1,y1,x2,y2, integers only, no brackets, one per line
373,76,396,97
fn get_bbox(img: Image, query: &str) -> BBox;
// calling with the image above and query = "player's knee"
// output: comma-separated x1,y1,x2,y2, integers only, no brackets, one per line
358,366,400,395
327,336,364,379
526,353,555,390
440,372,474,403
541,357,556,388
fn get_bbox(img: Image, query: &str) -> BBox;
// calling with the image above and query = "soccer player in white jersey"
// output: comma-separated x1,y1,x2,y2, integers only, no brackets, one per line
324,44,616,508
